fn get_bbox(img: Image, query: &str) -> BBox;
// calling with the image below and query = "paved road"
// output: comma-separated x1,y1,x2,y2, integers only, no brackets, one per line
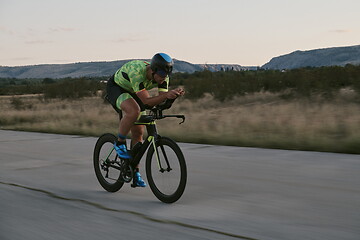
0,130,359,240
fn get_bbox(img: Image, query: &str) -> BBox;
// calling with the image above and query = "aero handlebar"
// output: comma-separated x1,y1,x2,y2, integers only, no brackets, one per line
148,98,185,124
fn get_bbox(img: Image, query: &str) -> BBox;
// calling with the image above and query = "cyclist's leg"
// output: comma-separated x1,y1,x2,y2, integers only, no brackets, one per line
106,79,146,186
106,78,136,158
119,98,141,139
121,101,147,187
107,97,138,160
130,125,145,148
130,124,145,173
118,93,146,147
106,77,140,142
123,105,147,185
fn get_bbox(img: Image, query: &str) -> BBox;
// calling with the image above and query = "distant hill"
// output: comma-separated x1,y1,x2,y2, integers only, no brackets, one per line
262,45,360,70
2,45,359,79
0,59,246,79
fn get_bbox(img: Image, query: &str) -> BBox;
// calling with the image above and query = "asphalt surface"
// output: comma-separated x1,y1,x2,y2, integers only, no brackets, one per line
0,130,359,240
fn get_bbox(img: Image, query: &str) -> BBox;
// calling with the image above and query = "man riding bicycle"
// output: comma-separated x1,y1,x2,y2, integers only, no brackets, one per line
106,53,185,187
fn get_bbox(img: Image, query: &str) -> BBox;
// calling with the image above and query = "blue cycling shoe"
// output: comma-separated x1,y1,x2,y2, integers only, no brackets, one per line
114,143,131,159
134,172,146,187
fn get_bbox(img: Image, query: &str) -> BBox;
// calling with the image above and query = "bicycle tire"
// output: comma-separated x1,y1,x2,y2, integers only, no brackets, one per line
146,137,187,203
93,133,124,192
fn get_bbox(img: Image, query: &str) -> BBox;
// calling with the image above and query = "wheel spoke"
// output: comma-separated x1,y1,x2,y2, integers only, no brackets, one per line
93,134,124,192
146,137,187,203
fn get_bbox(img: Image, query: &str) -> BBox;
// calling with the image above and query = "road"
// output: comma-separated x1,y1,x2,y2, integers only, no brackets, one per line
0,130,359,240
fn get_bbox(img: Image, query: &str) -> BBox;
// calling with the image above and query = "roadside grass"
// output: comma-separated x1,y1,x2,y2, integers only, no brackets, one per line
0,96,118,136
161,92,360,154
1,92,359,154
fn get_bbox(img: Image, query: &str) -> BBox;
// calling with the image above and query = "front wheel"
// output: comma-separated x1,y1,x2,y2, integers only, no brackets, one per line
146,137,187,203
93,133,124,192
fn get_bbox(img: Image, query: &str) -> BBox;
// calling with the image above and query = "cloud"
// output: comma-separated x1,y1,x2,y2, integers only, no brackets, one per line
113,35,148,43
48,27,77,33
25,40,53,44
0,57,34,65
9,57,33,61
111,31,155,44
0,26,15,35
329,29,351,33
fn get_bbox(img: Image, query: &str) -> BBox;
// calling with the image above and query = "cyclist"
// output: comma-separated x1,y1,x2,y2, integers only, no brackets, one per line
106,53,185,187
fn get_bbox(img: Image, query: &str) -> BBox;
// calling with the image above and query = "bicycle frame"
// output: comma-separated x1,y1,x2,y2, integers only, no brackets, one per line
130,120,158,168
105,97,185,174
130,117,173,172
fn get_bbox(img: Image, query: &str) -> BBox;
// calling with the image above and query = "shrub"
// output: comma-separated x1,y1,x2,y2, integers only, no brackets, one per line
43,78,102,99
10,97,24,110
171,64,360,101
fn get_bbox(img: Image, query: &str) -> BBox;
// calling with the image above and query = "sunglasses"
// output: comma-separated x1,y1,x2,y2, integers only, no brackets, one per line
156,69,169,78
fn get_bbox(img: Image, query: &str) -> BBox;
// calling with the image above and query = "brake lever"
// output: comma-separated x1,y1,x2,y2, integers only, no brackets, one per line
178,116,185,124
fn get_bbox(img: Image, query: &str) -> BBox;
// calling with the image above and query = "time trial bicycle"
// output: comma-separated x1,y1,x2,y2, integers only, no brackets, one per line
93,98,187,203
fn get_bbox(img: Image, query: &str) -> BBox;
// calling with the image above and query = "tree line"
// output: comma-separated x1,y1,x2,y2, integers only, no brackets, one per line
171,64,360,101
0,77,105,99
1,64,359,101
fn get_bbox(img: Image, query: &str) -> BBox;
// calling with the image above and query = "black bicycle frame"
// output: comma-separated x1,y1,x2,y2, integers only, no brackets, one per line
130,121,157,168
130,120,172,172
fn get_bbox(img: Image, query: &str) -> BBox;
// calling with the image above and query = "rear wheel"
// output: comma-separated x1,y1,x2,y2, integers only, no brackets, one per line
93,133,124,192
146,137,187,203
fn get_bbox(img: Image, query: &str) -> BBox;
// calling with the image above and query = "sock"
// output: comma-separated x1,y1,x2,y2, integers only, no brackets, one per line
116,133,126,145
118,133,127,140
117,134,127,145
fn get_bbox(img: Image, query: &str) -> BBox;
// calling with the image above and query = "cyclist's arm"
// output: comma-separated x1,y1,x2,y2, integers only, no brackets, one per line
136,89,179,107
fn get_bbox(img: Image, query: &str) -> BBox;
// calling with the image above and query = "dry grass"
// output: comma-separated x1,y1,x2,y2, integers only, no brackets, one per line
0,96,118,136
161,93,360,153
1,92,360,154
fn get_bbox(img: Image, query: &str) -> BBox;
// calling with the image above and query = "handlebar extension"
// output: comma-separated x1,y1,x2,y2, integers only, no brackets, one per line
149,97,185,124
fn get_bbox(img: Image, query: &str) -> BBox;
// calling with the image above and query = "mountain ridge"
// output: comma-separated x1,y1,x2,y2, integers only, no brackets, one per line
262,45,360,69
0,59,249,79
1,45,359,78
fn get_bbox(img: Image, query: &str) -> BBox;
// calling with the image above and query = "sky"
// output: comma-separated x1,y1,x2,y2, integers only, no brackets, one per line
0,0,359,67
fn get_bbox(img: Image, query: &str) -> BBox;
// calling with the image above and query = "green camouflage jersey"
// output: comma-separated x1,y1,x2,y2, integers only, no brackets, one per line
114,60,169,93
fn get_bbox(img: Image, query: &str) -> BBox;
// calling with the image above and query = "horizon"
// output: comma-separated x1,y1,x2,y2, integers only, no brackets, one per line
0,57,253,67
1,0,359,67
1,44,359,68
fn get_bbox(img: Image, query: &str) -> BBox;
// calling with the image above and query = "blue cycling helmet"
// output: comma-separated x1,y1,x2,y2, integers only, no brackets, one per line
150,53,174,76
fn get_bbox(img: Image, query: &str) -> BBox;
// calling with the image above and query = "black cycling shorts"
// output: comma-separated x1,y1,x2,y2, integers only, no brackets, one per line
105,75,146,114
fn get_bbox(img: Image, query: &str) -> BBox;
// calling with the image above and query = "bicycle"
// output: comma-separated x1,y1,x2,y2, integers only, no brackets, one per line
93,98,187,203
